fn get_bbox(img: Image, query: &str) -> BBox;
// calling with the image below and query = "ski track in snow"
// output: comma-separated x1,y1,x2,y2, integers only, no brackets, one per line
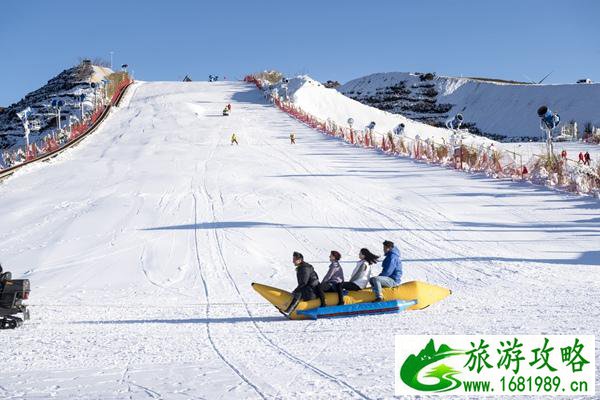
0,81,598,399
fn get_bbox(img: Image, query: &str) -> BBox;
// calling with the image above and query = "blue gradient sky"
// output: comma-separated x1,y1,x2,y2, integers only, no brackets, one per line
1,0,598,105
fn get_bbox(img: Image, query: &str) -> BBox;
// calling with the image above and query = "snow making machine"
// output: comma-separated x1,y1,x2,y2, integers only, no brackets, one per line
0,266,30,329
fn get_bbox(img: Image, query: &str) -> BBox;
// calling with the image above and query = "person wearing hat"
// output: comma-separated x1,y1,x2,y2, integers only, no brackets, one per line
369,240,403,301
282,252,326,316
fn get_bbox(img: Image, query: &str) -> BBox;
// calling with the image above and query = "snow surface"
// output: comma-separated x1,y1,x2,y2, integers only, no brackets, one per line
1,81,599,399
273,76,496,148
339,72,600,140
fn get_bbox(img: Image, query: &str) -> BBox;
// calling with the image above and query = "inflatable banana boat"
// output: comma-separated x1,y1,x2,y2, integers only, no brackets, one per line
251,280,451,320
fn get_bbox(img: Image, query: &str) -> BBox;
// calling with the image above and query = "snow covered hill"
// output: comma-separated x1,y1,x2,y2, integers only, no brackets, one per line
0,61,113,151
339,72,600,141
270,75,496,148
1,81,599,399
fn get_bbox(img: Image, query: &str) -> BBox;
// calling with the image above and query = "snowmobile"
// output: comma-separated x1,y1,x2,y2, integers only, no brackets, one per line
0,266,30,329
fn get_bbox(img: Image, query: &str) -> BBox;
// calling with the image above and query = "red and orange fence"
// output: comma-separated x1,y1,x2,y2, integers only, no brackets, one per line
1,77,133,178
245,75,600,195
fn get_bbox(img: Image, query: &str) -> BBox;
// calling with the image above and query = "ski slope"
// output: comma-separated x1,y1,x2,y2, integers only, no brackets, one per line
1,81,599,399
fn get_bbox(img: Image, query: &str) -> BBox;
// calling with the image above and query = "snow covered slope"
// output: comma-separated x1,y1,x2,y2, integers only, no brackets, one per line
340,72,600,140
1,81,599,399
272,76,496,148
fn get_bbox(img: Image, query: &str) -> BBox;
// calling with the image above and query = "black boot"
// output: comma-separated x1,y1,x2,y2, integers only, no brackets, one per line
282,295,301,316
336,283,345,306
316,285,327,307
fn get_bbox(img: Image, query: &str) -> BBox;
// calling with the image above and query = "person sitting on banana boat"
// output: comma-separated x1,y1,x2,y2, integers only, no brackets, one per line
282,252,326,316
319,251,344,305
369,240,402,302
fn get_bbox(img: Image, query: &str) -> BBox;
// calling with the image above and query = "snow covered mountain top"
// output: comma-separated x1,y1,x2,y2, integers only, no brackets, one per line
0,62,114,151
339,72,600,141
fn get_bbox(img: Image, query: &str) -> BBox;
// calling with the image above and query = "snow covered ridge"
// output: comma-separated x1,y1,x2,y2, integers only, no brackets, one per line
0,61,114,151
0,75,133,176
247,75,600,195
339,72,600,141
264,75,496,148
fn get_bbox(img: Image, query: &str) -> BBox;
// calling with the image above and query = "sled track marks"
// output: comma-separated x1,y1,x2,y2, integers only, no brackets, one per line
191,191,268,400
201,145,372,400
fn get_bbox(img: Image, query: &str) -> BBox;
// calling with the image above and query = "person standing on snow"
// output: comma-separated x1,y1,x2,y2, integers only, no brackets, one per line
282,252,326,316
230,133,239,145
319,251,344,305
290,132,296,144
561,149,567,160
584,151,591,166
227,104,232,112
369,240,402,302
578,152,585,163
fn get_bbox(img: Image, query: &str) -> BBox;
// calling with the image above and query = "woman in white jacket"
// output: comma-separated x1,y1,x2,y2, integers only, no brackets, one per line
335,248,379,304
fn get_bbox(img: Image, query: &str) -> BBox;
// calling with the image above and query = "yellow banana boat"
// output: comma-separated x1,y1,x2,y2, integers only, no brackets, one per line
251,281,451,320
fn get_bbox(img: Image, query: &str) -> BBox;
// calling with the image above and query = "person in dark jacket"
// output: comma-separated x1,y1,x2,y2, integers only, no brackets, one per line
369,240,403,301
282,252,326,316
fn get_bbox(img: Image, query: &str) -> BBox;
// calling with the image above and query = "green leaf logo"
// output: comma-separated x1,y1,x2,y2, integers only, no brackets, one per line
400,339,465,392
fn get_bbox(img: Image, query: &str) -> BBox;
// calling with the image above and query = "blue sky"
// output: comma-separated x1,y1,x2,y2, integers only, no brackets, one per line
1,0,599,105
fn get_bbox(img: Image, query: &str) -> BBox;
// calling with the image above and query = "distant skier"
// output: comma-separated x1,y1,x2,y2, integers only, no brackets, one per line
223,106,230,116
282,252,326,316
230,133,238,145
578,152,585,164
290,132,296,144
560,149,567,160
369,240,402,302
446,113,463,130
227,103,232,112
319,251,344,306
584,151,591,166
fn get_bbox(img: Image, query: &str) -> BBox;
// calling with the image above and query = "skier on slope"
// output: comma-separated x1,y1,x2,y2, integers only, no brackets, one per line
223,106,230,116
282,252,326,316
230,133,238,145
290,132,296,144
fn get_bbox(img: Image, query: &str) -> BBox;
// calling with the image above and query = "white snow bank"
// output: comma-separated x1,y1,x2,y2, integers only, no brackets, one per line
91,65,114,82
340,72,600,139
271,75,496,148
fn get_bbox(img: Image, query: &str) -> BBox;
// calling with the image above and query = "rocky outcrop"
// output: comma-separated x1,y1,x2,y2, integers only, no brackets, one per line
340,72,600,142
0,62,110,150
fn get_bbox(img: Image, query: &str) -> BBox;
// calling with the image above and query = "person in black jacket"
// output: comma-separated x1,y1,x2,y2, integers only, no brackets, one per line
282,252,326,316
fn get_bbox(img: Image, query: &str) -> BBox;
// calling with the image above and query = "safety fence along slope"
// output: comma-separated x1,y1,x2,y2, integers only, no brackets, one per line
244,76,600,196
0,76,134,180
